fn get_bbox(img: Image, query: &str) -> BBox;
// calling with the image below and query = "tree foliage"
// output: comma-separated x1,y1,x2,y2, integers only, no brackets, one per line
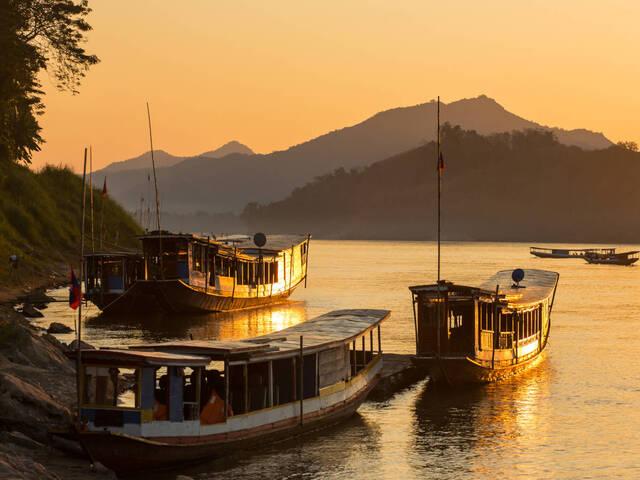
616,141,639,152
0,0,98,165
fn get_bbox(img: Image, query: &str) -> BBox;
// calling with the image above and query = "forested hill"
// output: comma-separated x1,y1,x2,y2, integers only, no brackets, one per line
0,163,141,288
94,96,612,215
242,126,640,243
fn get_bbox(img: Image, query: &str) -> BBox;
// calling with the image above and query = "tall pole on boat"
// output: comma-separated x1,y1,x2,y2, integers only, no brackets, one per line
437,96,441,283
436,96,442,357
76,147,88,417
146,102,164,278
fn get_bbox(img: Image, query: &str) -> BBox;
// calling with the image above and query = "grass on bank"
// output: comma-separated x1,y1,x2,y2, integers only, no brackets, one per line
0,162,142,290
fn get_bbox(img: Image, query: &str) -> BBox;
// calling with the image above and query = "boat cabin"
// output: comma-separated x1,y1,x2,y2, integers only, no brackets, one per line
84,252,144,297
72,310,387,438
410,270,558,368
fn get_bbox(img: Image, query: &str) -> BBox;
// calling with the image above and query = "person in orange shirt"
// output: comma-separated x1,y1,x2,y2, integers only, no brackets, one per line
153,375,168,421
200,371,233,425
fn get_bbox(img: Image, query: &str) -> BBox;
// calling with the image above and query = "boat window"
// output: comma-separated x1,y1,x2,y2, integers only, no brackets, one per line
248,362,269,411
447,302,474,354
153,367,169,421
352,335,370,375
182,367,201,421
249,263,255,286
272,358,295,405
192,244,202,271
302,354,318,399
229,364,246,414
82,366,139,409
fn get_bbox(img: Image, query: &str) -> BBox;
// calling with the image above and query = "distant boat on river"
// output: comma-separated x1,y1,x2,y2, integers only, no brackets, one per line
584,250,639,266
84,231,310,315
530,246,616,259
409,269,559,385
69,309,388,476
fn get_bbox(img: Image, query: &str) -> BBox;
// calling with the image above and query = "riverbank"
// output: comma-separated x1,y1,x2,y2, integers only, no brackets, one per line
0,305,115,479
0,163,141,302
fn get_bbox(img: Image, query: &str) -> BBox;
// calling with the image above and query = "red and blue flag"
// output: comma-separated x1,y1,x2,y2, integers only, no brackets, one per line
69,268,81,310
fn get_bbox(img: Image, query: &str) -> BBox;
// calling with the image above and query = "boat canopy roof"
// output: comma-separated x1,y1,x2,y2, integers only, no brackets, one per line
130,309,389,361
137,231,308,256
68,349,209,367
83,250,140,258
410,269,559,309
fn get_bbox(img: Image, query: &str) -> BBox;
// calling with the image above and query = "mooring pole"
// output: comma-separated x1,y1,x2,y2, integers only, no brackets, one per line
299,335,304,426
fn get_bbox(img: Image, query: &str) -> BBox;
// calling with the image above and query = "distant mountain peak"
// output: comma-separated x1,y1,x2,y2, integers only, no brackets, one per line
96,141,254,175
199,141,254,158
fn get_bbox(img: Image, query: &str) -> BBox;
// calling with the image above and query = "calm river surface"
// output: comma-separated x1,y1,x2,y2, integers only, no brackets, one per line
37,240,640,479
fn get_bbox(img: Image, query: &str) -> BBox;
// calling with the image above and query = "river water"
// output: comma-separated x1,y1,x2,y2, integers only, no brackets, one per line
35,240,640,479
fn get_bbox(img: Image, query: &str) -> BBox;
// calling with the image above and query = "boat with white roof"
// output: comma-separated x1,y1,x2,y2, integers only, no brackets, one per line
69,309,388,475
409,269,559,385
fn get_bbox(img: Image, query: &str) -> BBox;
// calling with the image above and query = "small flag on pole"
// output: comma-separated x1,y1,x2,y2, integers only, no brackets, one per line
437,152,445,175
101,177,108,197
69,268,81,310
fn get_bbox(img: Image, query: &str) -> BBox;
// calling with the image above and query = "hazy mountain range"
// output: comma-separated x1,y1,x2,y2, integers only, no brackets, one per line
243,126,638,243
93,96,613,222
98,141,254,173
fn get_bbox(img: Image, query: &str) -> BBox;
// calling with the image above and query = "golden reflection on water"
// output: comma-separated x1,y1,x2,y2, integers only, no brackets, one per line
35,240,640,479
410,356,552,478
84,301,308,347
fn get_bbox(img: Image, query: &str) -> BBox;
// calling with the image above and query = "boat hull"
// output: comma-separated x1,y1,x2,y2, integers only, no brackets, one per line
90,279,300,315
585,257,638,266
531,251,577,259
78,375,377,476
412,352,544,386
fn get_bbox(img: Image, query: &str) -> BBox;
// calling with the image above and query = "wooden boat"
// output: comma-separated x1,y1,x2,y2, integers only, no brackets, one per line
530,246,615,259
409,269,559,385
584,250,639,266
84,231,310,314
70,309,388,475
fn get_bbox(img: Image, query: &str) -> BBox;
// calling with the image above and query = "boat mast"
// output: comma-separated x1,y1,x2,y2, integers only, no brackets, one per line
146,102,163,278
76,147,88,418
437,96,441,282
436,97,442,357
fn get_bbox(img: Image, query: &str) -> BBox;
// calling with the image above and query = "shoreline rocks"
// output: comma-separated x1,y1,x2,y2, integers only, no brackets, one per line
0,306,113,479
47,322,73,334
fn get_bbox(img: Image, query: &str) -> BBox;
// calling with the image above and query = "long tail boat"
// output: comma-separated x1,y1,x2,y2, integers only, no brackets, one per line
409,269,559,385
69,309,388,475
584,250,639,266
84,231,310,314
530,246,616,259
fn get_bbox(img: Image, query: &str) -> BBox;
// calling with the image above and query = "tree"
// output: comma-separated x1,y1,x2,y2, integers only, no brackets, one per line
616,141,639,152
0,0,98,165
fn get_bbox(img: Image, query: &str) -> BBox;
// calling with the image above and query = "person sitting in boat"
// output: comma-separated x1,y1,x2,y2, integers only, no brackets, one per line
200,371,233,424
153,375,168,421
184,370,199,403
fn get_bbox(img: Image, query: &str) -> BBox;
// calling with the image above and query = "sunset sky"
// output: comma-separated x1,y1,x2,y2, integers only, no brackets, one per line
33,0,640,171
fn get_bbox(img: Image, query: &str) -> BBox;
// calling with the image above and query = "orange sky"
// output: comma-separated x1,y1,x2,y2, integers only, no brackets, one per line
33,0,640,171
